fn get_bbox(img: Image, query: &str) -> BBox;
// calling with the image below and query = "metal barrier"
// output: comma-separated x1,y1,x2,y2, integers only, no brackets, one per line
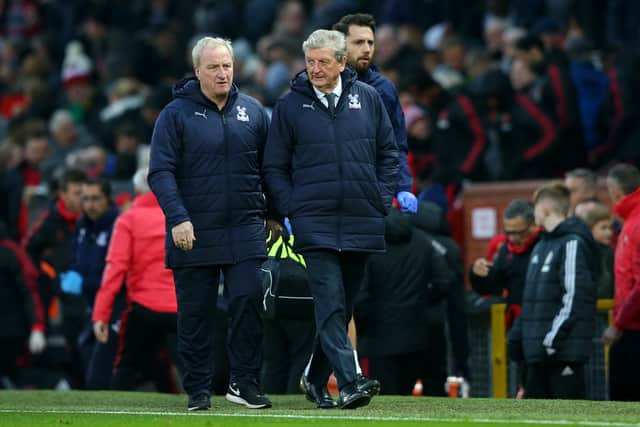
467,300,613,399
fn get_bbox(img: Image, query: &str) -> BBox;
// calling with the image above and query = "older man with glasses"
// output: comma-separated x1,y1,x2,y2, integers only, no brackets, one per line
470,199,541,330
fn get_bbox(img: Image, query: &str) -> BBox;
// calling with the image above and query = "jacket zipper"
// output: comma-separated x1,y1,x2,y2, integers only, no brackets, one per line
221,111,235,262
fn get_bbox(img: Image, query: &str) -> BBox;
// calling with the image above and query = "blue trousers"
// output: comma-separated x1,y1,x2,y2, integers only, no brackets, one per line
173,258,264,397
303,250,368,390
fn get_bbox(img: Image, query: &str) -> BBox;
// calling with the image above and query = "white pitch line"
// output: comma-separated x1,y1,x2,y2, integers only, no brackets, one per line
0,409,637,427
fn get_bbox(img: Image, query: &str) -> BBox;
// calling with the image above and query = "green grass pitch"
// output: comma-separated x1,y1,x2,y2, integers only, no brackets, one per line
1,391,639,426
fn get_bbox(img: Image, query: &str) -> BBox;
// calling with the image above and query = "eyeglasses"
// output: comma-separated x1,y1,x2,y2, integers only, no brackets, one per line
504,227,530,237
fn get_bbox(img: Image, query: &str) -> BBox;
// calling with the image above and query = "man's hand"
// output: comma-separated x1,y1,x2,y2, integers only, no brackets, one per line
602,325,623,346
93,321,109,343
266,219,284,248
172,221,195,251
397,191,418,214
472,258,492,277
28,330,46,354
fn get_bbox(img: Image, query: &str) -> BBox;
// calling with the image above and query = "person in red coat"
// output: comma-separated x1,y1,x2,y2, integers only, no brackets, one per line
603,163,640,401
92,167,178,392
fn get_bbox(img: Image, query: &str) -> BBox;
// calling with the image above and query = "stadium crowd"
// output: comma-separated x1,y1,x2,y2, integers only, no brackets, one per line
0,0,639,403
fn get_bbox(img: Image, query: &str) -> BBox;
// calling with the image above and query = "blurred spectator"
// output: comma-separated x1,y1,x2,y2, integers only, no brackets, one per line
355,208,450,395
13,120,50,239
603,163,640,400
530,17,569,68
470,199,541,330
509,181,597,399
411,201,469,394
432,35,466,90
500,26,526,73
515,35,585,172
63,178,120,389
431,80,486,194
596,55,640,167
565,37,609,156
564,168,598,214
93,168,179,392
333,13,416,213
23,168,87,388
98,77,147,151
139,85,172,143
574,199,614,299
484,16,506,61
0,220,46,388
60,41,105,130
41,109,95,182
107,124,143,180
0,141,24,240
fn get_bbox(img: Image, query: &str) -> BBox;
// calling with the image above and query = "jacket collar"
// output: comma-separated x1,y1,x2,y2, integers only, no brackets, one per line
132,191,160,208
614,187,640,221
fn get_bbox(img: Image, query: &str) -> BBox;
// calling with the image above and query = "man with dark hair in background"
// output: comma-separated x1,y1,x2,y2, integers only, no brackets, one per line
333,13,417,215
603,163,640,400
61,178,120,390
508,182,597,399
24,168,87,388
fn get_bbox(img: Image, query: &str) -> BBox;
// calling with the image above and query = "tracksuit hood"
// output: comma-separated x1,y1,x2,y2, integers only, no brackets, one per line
384,209,413,244
411,201,451,236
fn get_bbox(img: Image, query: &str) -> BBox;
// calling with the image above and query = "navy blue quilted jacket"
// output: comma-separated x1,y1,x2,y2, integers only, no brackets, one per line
359,66,412,193
149,77,270,268
263,68,398,253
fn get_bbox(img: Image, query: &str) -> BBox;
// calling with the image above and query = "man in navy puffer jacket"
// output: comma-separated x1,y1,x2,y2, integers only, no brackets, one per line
263,29,398,409
149,37,279,411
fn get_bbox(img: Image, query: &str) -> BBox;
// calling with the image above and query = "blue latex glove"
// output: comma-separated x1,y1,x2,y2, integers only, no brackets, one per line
60,270,83,295
397,191,418,214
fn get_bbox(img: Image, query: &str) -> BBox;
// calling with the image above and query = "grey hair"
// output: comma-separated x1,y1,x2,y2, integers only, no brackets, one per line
504,199,534,224
49,109,73,133
133,167,150,194
607,163,640,195
302,29,347,62
192,37,234,69
566,168,597,188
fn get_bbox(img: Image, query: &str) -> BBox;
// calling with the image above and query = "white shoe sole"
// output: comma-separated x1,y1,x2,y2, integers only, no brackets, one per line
225,393,271,409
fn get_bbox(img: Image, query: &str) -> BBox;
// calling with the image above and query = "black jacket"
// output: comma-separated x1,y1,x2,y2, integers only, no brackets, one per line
469,233,539,307
24,200,83,319
354,209,450,357
0,243,36,338
411,201,469,371
508,217,598,363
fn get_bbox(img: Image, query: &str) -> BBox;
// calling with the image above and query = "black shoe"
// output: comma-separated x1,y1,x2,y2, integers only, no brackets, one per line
187,394,210,411
225,382,272,409
338,385,371,409
300,375,338,409
356,374,381,396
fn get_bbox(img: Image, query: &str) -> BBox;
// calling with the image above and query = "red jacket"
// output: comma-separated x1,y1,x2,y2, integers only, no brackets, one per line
92,192,176,322
613,188,640,331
